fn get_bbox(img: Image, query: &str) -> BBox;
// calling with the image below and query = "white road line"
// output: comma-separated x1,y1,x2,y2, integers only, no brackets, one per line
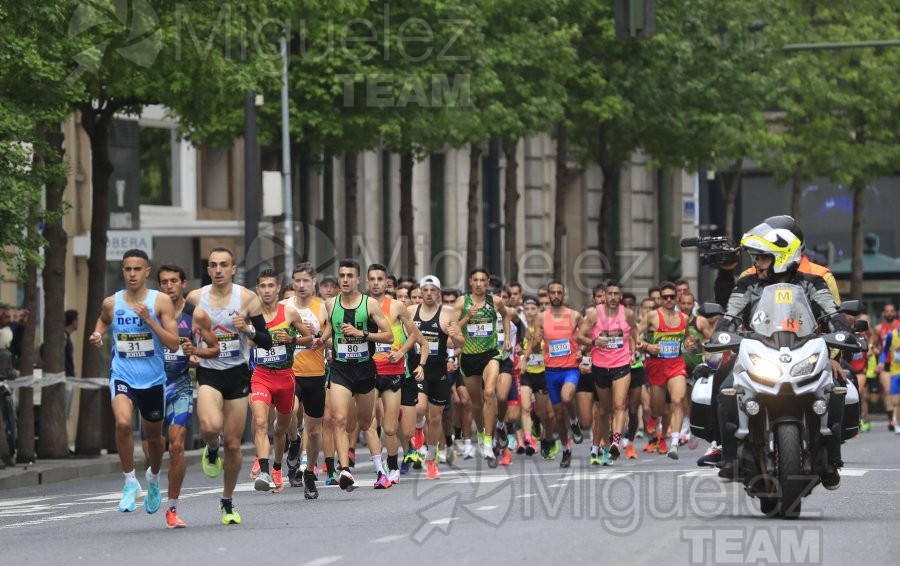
303,556,343,566
0,497,53,508
680,470,718,477
0,508,113,530
429,517,457,525
839,469,868,477
370,534,407,543
474,506,498,511
515,493,536,499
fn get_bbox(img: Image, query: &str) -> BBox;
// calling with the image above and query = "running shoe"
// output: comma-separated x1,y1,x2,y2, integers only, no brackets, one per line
625,444,637,460
647,417,658,435
348,448,356,468
445,445,458,467
287,437,302,468
255,471,275,492
325,471,339,486
697,443,722,467
635,428,646,439
496,424,509,449
484,445,498,469
560,450,572,469
303,471,319,499
288,464,303,487
403,448,421,464
201,445,222,478
299,453,308,473
399,460,411,475
144,468,161,514
118,481,140,512
249,457,260,480
590,451,602,466
439,449,447,464
220,501,241,525
657,437,669,455
601,447,613,466
548,439,560,459
643,438,658,453
860,420,871,433
410,428,424,451
426,460,441,480
339,469,357,492
515,438,526,455
374,472,392,489
609,442,620,460
540,439,551,460
272,468,285,493
499,448,513,466
462,444,475,460
166,508,186,528
388,468,401,485
524,436,537,456
570,421,584,444
667,442,679,460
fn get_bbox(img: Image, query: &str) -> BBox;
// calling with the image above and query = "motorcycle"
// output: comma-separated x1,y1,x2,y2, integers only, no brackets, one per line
693,283,864,519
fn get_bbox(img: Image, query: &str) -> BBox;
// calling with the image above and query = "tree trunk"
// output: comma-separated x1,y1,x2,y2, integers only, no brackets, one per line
76,103,115,456
466,144,482,276
502,139,519,282
16,223,38,464
38,130,70,459
850,177,865,299
721,159,743,240
343,152,358,258
554,123,569,280
399,151,415,276
790,168,802,222
596,123,615,273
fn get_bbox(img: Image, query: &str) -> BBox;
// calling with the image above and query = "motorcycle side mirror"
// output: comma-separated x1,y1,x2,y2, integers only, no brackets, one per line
839,300,862,316
853,319,869,333
698,302,723,318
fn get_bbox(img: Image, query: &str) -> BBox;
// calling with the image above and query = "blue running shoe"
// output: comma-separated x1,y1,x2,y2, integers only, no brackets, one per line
144,468,161,514
119,481,140,512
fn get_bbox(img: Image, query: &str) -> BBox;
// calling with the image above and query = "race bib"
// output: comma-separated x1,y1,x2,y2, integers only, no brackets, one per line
116,332,154,358
852,351,864,361
602,332,625,349
164,338,188,363
548,339,571,358
497,332,505,348
894,348,900,362
426,337,439,355
336,338,366,360
256,345,288,365
581,355,591,366
527,353,544,367
217,332,241,359
467,323,492,338
375,342,393,354
658,341,680,359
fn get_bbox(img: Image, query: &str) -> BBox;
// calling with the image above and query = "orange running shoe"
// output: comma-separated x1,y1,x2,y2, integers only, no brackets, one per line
499,448,513,466
625,444,637,460
249,458,260,480
166,508,186,529
643,438,658,453
272,468,285,493
647,417,658,435
426,460,441,479
657,437,669,455
412,429,425,451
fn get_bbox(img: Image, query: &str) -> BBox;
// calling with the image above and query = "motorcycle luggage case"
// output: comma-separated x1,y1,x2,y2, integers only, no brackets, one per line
842,378,860,440
690,375,715,442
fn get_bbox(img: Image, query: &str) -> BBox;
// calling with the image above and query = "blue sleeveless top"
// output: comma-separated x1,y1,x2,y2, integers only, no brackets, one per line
109,290,165,388
164,302,195,384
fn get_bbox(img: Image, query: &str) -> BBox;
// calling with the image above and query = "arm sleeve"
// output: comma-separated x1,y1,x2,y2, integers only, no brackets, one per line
249,314,273,349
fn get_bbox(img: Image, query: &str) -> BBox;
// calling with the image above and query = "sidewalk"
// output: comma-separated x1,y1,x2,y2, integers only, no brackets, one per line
0,444,258,491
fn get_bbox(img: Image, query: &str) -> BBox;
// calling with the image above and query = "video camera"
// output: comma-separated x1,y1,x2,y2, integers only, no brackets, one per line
680,236,741,266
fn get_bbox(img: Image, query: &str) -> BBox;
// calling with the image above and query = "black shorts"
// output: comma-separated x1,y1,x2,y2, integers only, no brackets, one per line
329,360,376,396
111,380,165,422
197,364,251,401
629,366,646,389
375,373,404,393
592,365,632,389
521,371,548,395
866,377,882,394
294,376,326,419
577,371,596,394
498,357,514,375
421,367,451,406
460,349,499,378
401,376,422,407
453,369,465,388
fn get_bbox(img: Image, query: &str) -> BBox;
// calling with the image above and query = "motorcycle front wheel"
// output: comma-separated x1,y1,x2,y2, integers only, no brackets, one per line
776,424,803,519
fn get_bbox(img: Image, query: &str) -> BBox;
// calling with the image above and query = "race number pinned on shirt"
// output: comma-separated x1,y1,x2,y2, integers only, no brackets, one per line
602,332,625,349
658,341,680,359
116,332,154,358
527,353,543,367
336,337,366,360
217,332,241,359
375,342,393,354
426,336,439,355
256,345,288,365
164,338,188,363
467,323,491,338
548,339,571,357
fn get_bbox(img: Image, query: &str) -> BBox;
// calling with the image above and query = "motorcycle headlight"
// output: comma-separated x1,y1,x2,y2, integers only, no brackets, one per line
790,354,820,377
747,354,783,386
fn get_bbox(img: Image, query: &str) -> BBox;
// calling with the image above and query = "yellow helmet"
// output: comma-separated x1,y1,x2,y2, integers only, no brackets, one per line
740,221,803,274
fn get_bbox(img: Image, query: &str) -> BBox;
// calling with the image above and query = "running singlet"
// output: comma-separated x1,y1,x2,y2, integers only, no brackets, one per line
542,308,580,368
110,290,165,388
591,304,631,368
645,309,687,377
681,318,705,371
289,297,326,377
460,294,498,355
164,302,195,384
415,305,448,372
199,285,250,370
882,330,900,375
374,296,408,375
331,294,376,363
254,303,297,370
879,320,900,365
524,326,545,373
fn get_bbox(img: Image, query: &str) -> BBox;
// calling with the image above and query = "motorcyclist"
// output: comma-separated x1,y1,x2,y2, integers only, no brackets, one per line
713,217,850,490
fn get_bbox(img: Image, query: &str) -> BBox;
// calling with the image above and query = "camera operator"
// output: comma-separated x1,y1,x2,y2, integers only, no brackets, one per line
712,217,850,490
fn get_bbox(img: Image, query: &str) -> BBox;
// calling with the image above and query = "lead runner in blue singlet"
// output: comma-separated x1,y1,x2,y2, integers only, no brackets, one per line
90,249,180,517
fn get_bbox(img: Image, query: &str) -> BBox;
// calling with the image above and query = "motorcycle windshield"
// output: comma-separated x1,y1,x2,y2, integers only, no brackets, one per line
749,284,817,339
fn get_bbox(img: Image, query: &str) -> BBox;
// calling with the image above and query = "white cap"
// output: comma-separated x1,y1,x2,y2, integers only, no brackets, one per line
419,275,441,290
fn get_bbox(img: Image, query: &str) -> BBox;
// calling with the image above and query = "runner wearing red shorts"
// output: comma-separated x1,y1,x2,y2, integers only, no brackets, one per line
637,281,687,460
251,269,312,492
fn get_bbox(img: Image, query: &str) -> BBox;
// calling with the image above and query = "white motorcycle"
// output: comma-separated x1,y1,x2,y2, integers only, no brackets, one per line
696,283,863,519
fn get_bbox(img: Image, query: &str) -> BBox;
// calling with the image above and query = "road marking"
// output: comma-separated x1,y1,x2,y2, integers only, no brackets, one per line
0,508,113,530
515,493,536,499
557,473,631,481
474,505,498,511
839,469,868,477
303,557,343,566
429,517,457,525
442,476,512,484
0,497,53,508
680,470,718,477
371,534,407,543
78,493,133,502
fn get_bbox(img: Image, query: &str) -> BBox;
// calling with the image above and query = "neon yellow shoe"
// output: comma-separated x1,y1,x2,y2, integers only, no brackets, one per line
202,445,223,478
220,502,241,525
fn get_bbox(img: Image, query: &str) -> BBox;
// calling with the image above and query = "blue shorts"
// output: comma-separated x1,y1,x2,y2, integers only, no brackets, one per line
890,374,900,396
165,374,193,428
544,367,580,406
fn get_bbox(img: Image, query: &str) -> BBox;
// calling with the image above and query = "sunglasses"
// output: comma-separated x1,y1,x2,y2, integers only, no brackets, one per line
661,294,676,300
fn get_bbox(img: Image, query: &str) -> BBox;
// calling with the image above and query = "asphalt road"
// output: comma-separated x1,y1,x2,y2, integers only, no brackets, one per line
2,426,899,566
